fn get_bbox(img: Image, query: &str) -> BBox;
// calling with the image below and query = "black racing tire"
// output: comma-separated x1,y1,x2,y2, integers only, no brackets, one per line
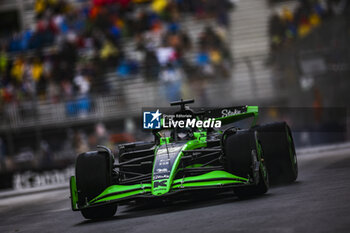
256,122,298,184
224,130,269,199
76,150,117,219
234,167,269,199
81,205,117,220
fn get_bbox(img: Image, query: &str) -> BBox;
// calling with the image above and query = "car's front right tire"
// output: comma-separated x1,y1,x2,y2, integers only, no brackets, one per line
75,149,117,219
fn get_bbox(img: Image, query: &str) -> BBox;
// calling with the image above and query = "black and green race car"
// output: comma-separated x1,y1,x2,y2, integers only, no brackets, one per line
69,99,298,219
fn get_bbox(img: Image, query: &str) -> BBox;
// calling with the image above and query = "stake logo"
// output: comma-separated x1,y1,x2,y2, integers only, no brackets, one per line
143,109,162,129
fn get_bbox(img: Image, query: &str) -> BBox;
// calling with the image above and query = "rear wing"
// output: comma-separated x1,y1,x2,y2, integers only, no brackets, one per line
206,106,258,126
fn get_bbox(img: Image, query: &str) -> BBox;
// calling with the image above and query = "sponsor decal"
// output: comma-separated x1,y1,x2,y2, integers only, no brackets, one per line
157,147,181,154
221,108,243,117
153,180,167,188
153,143,185,181
156,168,168,173
11,167,74,190
153,175,170,180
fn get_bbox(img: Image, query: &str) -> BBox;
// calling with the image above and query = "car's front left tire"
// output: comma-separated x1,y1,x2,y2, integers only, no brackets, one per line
256,122,298,184
224,130,269,199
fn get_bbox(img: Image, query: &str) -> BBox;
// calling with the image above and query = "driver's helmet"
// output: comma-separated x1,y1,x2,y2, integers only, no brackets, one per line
174,127,193,141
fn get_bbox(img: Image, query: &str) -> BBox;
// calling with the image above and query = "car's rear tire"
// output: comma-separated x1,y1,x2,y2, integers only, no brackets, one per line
256,122,298,184
224,130,269,199
76,149,117,219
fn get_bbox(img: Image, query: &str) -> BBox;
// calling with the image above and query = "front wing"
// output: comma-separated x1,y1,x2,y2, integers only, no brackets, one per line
70,170,252,211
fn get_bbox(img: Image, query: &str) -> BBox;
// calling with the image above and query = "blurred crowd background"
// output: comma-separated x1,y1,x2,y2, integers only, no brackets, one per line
0,0,349,188
0,0,233,105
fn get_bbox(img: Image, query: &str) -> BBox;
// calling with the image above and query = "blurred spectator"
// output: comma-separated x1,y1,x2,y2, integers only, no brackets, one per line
0,49,7,75
313,87,323,123
159,63,184,102
66,96,91,117
40,140,53,168
73,72,90,95
100,40,119,61
142,50,160,80
95,122,109,146
73,130,89,155
195,26,232,78
0,0,234,108
269,0,350,52
117,59,139,78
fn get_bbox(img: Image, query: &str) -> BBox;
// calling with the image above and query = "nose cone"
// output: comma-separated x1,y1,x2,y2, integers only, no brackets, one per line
152,142,186,195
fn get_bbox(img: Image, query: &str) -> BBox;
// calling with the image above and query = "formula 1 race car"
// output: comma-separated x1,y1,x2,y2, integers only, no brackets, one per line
69,99,298,219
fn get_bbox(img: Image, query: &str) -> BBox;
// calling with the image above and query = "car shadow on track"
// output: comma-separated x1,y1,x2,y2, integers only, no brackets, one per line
270,180,303,187
74,190,274,226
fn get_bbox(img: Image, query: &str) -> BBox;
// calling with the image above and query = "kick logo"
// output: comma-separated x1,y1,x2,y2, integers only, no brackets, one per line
143,109,162,129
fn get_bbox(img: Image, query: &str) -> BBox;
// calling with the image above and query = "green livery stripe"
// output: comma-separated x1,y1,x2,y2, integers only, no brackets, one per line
100,183,152,194
164,140,207,194
184,164,204,168
172,180,244,189
89,171,249,204
92,189,152,203
172,178,247,186
69,176,78,211
90,184,152,203
173,170,248,184
152,140,207,196
172,170,249,190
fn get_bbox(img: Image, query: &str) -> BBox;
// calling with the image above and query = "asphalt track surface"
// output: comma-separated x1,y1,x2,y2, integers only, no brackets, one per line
1,149,350,233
